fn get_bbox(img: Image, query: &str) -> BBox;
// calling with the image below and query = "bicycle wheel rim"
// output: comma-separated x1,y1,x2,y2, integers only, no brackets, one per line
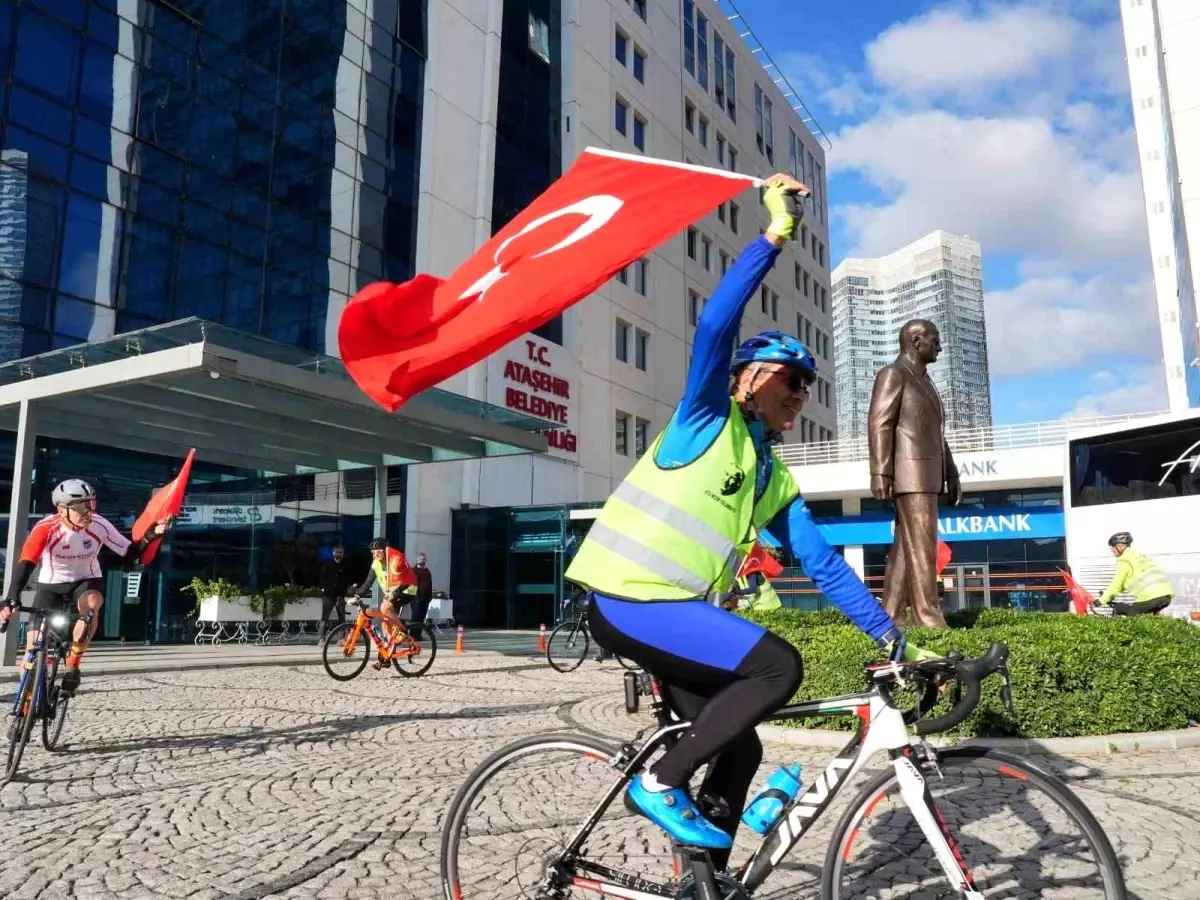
321,623,370,681
823,748,1127,900
392,625,436,677
5,647,45,785
547,622,588,673
41,656,66,751
440,732,677,900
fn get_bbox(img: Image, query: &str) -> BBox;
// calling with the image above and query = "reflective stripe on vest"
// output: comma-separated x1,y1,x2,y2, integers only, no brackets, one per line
583,521,713,597
1122,550,1172,602
611,481,737,563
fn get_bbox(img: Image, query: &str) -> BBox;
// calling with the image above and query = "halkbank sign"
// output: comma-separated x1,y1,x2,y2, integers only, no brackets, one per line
815,506,1065,546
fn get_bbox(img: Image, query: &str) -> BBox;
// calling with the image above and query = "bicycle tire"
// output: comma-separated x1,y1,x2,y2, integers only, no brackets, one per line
4,645,46,786
440,731,618,900
392,623,437,677
615,654,638,671
321,622,370,681
547,620,589,673
41,655,69,751
821,746,1127,900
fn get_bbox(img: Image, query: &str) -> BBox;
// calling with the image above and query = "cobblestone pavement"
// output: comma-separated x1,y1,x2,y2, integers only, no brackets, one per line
1,657,1197,899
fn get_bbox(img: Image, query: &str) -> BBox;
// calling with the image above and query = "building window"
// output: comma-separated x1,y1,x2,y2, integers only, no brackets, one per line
820,286,828,312
794,263,802,289
800,223,808,250
634,258,648,295
802,269,810,298
716,133,726,164
616,265,629,285
760,286,770,314
616,412,629,456
635,329,649,370
615,97,629,135
634,114,647,151
635,418,650,457
771,291,778,321
687,227,698,259
696,10,709,89
634,48,646,82
730,203,739,233
615,29,628,66
702,236,712,270
683,0,695,76
724,47,737,120
720,251,729,274
616,318,630,362
698,115,709,147
789,129,801,180
718,203,726,223
728,146,738,172
755,86,773,161
529,12,551,62
814,162,824,224
804,319,812,345
811,237,819,262
689,289,700,326
714,33,726,105
797,313,805,341
819,242,825,267
631,0,647,20
685,100,695,134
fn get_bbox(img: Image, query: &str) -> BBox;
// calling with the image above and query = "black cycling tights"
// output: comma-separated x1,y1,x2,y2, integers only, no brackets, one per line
589,602,802,867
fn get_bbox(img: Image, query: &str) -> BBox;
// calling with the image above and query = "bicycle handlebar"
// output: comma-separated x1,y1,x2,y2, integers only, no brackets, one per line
895,642,1012,736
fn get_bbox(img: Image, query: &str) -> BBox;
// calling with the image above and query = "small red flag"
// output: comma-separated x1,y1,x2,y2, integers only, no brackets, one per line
1059,568,1096,615
936,540,952,575
132,448,195,564
338,148,758,411
740,543,784,580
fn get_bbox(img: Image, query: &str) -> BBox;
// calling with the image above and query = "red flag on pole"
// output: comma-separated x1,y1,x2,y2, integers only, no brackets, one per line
132,448,195,564
338,148,758,411
739,543,784,580
1059,568,1096,615
936,540,953,575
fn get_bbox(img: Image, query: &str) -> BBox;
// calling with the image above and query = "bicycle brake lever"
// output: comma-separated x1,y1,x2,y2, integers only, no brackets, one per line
1000,666,1015,712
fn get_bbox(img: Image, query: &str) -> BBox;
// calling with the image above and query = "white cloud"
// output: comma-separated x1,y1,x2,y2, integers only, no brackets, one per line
865,4,1077,97
830,110,1146,266
1062,365,1169,419
985,273,1159,377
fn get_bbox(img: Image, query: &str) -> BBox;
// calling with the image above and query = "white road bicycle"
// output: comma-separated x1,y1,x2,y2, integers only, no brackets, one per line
441,642,1127,899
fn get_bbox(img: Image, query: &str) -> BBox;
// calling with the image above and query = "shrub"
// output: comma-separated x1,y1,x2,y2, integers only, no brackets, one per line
743,608,1200,739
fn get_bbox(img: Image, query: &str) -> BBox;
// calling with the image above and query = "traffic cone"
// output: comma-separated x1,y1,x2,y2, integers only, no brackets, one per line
455,624,464,655
538,623,547,653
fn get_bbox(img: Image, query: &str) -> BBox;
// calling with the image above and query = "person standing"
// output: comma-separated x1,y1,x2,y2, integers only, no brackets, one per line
317,546,351,645
409,552,434,640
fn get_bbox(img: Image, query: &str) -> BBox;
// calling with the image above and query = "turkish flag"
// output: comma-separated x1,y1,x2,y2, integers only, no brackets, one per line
1059,568,1096,615
132,448,195,564
740,543,784,580
936,540,952,575
339,148,758,411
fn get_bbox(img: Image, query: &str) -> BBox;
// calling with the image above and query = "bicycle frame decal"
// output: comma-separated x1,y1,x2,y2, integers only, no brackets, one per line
893,753,982,898
767,753,855,866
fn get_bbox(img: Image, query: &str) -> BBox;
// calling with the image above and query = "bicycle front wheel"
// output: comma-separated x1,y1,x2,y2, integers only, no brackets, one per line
440,732,677,900
823,746,1127,900
321,622,370,681
4,646,46,785
41,655,69,751
391,623,437,677
547,620,588,673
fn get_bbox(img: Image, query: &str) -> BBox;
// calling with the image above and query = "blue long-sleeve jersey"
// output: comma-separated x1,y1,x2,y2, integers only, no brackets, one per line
655,236,897,644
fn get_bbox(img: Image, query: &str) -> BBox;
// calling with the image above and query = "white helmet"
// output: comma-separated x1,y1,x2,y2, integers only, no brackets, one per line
52,478,96,507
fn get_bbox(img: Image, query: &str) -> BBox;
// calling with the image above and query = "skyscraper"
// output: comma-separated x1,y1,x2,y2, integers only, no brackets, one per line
1121,0,1200,409
832,231,991,442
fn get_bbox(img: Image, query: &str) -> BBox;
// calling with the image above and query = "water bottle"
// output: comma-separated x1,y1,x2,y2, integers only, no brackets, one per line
741,764,803,835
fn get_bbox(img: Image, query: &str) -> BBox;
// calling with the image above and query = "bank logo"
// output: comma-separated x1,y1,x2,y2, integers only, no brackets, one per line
721,468,745,496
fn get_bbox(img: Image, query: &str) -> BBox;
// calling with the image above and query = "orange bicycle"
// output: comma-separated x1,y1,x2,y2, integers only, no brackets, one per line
321,596,437,680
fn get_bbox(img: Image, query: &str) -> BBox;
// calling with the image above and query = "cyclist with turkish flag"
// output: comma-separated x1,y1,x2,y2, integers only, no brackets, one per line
566,173,933,865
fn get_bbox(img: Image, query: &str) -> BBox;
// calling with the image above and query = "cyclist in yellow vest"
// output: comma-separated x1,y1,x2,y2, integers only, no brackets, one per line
352,537,416,668
1098,532,1173,616
566,174,924,862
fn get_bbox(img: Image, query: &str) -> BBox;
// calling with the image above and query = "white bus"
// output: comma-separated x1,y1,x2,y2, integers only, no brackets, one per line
1064,409,1200,619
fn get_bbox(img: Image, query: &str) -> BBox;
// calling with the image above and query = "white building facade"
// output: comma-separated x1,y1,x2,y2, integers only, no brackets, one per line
831,231,991,443
403,0,836,621
1121,0,1200,409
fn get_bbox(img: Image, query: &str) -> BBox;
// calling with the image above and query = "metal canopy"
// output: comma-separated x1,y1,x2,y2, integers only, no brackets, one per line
0,317,549,474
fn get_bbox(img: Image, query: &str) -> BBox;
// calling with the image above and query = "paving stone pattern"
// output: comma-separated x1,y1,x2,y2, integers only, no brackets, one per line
1,657,1196,899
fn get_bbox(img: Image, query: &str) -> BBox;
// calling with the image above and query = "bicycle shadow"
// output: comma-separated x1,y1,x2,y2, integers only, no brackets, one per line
823,745,1148,900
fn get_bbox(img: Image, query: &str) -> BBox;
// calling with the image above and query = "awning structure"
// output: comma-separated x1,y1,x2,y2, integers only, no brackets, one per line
0,318,548,661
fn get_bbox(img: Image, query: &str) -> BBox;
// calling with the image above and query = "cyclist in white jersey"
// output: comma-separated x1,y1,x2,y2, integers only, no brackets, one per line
0,479,171,693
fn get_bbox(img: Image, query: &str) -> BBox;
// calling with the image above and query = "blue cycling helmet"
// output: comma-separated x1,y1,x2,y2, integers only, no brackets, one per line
731,331,818,380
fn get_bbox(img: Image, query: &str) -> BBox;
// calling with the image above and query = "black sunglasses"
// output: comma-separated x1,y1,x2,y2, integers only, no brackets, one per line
772,368,814,394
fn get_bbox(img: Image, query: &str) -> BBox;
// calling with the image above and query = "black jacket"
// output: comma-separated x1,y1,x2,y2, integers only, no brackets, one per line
319,559,352,598
413,565,433,602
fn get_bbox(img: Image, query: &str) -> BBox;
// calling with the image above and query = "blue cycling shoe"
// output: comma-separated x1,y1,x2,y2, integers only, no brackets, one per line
624,775,733,849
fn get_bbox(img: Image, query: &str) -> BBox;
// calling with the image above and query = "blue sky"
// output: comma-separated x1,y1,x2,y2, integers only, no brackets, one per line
736,0,1166,424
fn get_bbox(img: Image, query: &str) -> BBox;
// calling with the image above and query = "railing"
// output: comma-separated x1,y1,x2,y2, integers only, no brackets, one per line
775,410,1169,467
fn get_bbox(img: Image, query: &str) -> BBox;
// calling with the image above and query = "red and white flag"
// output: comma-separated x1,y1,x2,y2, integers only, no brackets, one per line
339,148,758,411
132,448,195,565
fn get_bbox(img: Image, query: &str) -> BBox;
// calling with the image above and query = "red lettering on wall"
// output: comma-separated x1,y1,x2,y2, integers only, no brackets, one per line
502,345,575,453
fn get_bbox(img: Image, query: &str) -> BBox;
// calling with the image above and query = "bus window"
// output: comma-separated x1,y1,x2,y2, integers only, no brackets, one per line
1070,419,1200,507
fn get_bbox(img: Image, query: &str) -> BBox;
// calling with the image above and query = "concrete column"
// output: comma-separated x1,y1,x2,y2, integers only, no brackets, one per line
843,545,866,580
2,399,37,666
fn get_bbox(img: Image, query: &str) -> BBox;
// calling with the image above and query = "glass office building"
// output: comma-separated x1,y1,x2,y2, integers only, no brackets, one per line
0,0,426,640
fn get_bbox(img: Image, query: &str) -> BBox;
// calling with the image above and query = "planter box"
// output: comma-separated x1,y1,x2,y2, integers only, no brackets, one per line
277,596,324,621
198,596,262,623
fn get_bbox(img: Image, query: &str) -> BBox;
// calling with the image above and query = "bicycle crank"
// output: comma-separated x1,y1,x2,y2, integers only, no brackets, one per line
671,871,750,900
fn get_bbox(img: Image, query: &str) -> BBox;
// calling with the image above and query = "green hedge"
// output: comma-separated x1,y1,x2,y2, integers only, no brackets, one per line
744,607,1200,739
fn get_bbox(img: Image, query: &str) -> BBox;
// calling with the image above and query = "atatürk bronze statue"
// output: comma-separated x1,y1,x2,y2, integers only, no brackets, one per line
867,319,961,628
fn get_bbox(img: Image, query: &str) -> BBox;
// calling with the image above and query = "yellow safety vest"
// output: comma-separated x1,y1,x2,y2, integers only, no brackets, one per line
1100,548,1173,604
735,572,783,611
566,399,799,603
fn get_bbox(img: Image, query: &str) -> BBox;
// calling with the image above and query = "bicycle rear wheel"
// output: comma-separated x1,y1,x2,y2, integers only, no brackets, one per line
41,655,69,751
440,732,677,900
391,623,437,677
547,620,588,673
4,646,46,786
321,622,370,681
823,746,1127,900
